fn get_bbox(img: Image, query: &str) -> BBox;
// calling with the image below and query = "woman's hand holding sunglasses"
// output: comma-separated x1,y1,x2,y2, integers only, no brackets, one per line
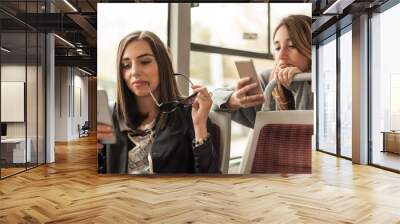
191,85,212,141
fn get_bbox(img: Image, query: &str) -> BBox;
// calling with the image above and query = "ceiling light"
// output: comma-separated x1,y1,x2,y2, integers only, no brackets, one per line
54,34,75,48
77,67,92,76
1,47,11,53
63,0,78,12
323,0,355,15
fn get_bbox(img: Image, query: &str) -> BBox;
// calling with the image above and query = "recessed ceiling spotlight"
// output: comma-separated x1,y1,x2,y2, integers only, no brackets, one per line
54,34,75,48
1,47,11,53
77,67,92,76
63,0,78,12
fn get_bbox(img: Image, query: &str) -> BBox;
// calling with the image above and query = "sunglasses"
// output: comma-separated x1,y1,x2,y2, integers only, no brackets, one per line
148,73,198,114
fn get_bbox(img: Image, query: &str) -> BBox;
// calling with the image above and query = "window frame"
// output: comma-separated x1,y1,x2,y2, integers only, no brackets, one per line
315,21,353,161
189,3,273,60
368,0,400,173
0,0,47,179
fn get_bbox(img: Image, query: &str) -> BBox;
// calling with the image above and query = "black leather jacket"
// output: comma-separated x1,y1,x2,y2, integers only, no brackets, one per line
100,106,220,174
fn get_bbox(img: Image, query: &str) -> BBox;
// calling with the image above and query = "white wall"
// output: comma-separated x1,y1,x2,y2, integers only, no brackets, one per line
55,67,89,141
55,66,68,141
74,70,89,139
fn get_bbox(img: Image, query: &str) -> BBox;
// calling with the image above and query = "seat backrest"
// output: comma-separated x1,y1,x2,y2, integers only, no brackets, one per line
209,111,231,174
240,110,313,174
251,123,313,173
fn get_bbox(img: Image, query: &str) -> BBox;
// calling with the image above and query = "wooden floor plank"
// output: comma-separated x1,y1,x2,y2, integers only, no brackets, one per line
0,134,400,223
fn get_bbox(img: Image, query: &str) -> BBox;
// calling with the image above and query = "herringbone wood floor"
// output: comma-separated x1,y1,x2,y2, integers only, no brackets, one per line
1,135,400,223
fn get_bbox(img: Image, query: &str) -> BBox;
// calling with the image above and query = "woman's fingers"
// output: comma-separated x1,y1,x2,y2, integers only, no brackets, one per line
287,67,301,85
192,86,208,95
231,75,261,109
244,100,264,108
240,82,259,95
247,94,265,103
233,81,264,108
275,66,303,87
192,99,199,111
277,67,291,86
198,87,210,96
281,68,290,86
237,77,252,90
190,86,212,111
236,82,260,99
192,87,211,101
287,70,294,85
277,68,285,85
274,66,281,83
191,86,212,127
236,77,257,98
238,94,265,108
191,84,203,90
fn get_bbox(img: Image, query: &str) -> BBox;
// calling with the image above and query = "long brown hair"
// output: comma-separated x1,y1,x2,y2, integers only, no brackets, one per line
115,31,180,131
271,15,311,110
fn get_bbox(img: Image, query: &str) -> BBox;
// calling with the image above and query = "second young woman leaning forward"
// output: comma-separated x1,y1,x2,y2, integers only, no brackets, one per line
212,15,313,128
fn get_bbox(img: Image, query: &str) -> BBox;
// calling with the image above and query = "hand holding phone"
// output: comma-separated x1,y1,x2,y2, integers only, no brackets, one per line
97,90,116,145
235,60,262,96
226,60,265,109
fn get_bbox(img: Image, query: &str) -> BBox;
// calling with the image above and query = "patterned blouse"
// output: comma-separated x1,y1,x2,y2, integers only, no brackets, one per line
127,120,156,174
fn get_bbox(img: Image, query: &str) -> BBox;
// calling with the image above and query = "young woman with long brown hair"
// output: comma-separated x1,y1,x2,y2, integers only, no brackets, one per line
97,31,219,174
213,15,312,128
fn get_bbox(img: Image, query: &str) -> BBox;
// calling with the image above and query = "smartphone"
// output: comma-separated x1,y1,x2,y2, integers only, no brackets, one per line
235,60,262,96
97,90,116,144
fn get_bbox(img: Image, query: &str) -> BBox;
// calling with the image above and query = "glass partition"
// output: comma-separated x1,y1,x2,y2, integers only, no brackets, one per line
370,3,400,171
339,28,352,158
317,36,337,155
1,30,28,177
0,1,46,179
